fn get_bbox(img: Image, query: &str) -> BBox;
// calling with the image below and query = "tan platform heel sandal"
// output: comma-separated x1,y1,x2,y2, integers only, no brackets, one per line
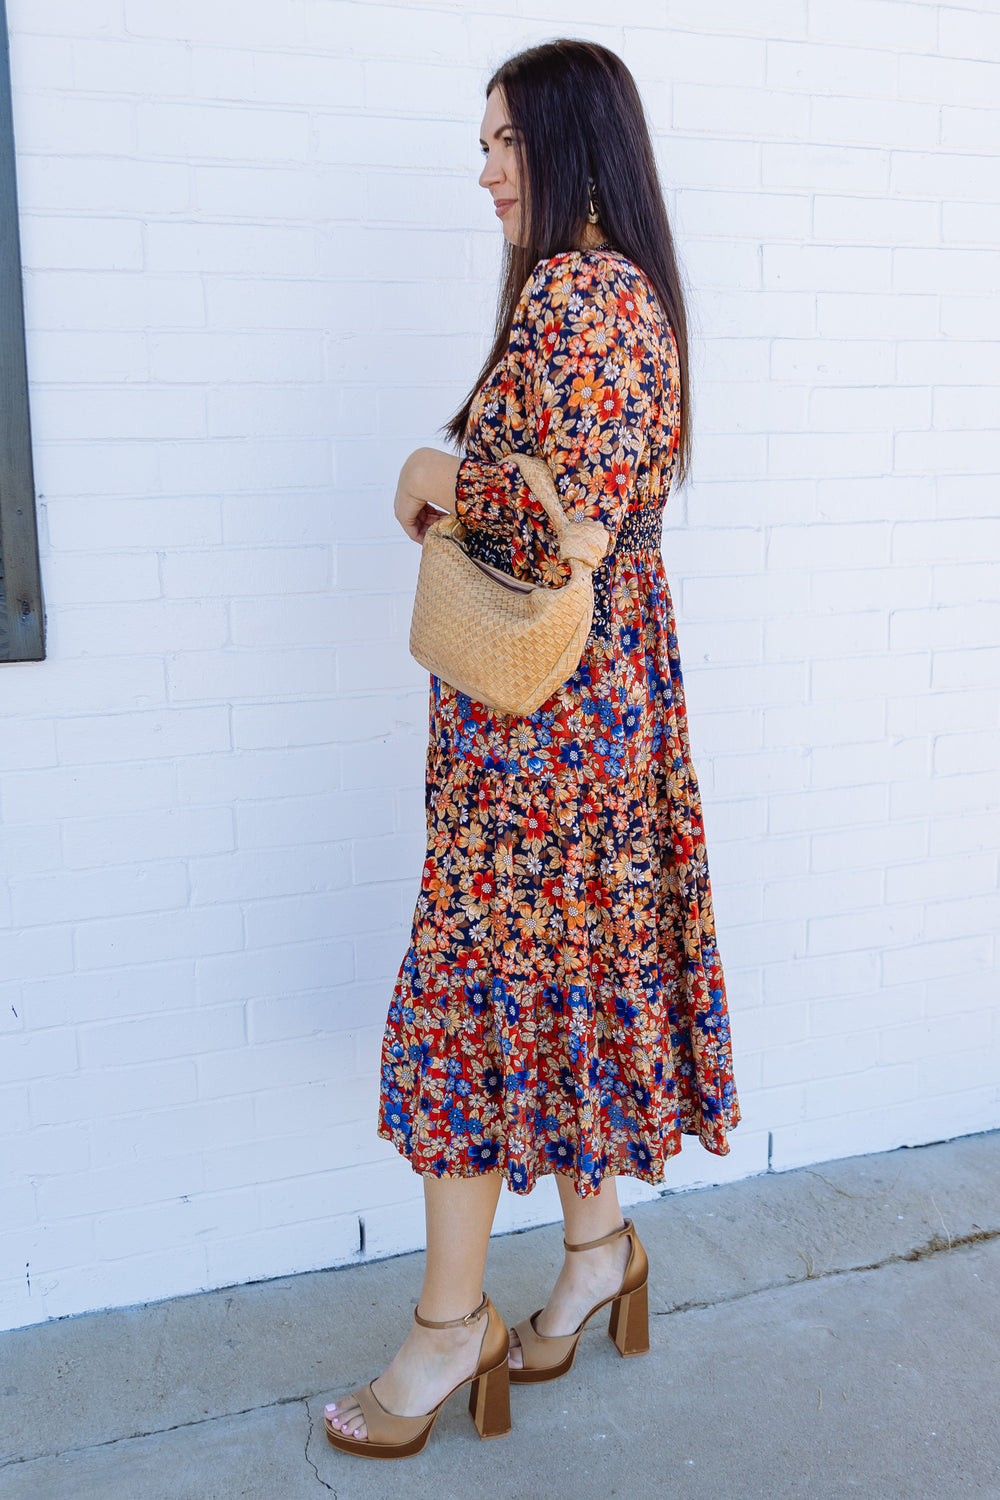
325,1292,511,1460
509,1217,649,1385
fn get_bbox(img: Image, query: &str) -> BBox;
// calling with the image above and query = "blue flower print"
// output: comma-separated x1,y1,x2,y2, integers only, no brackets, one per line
628,1141,652,1171
497,982,521,1025
483,1066,503,1095
545,1136,576,1168
615,995,640,1026
469,1138,501,1168
567,984,592,1017
542,985,565,1015
465,981,489,1016
622,704,642,737
577,1147,600,1181
696,992,726,1036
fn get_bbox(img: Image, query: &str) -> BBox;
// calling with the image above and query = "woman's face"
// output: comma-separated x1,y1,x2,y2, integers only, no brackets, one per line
479,88,525,246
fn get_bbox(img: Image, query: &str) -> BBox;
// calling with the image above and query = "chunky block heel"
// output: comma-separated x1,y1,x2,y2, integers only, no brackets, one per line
469,1357,512,1439
608,1276,649,1357
509,1217,651,1383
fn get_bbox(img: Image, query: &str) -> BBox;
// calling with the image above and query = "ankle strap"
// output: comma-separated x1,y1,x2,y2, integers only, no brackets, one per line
413,1291,489,1329
564,1217,631,1253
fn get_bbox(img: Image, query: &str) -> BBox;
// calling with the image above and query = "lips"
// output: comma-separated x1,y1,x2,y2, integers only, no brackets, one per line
493,199,516,217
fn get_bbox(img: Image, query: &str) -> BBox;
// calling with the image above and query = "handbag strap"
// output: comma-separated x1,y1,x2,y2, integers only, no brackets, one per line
504,452,611,570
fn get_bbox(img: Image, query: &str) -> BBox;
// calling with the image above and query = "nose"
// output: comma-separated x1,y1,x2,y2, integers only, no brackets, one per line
479,151,503,191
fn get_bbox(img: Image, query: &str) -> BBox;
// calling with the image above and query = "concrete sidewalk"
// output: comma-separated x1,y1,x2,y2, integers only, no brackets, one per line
2,1131,999,1500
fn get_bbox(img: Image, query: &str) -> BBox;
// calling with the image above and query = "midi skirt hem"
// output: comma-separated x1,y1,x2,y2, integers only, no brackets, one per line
377,1098,741,1201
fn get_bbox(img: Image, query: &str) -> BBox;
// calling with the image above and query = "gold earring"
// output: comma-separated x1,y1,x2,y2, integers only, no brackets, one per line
587,179,599,225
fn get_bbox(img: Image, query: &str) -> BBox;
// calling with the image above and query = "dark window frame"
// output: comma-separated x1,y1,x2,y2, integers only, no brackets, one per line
0,0,44,663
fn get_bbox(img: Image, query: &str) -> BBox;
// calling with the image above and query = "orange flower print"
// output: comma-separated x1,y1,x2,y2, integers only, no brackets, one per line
539,317,563,355
605,457,632,497
596,386,624,423
567,373,602,413
582,315,618,357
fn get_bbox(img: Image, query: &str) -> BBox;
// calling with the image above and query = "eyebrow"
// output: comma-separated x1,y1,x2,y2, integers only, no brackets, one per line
478,122,513,148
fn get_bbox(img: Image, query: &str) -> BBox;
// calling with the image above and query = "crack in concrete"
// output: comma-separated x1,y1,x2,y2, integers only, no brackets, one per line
0,1392,312,1470
655,1225,1000,1318
302,1400,336,1494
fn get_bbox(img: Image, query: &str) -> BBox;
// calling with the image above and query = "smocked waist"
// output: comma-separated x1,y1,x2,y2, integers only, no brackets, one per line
609,505,663,556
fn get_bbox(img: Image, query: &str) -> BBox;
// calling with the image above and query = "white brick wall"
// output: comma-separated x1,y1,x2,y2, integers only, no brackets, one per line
2,0,998,1332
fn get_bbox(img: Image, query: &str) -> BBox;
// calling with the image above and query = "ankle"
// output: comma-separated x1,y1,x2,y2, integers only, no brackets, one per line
414,1290,488,1328
563,1218,627,1253
563,1218,626,1254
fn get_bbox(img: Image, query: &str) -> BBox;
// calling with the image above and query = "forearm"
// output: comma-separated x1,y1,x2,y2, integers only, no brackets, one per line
402,447,461,516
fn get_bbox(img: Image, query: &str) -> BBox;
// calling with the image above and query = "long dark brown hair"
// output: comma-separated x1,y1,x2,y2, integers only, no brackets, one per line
445,39,692,485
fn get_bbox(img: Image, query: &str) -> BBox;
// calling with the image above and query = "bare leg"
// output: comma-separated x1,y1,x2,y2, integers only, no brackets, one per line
508,1173,632,1369
326,1171,503,1441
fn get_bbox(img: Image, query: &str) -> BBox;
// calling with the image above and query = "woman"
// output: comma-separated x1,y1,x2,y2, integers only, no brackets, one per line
325,39,740,1460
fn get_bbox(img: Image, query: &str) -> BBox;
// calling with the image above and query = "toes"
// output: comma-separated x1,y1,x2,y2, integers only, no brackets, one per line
325,1398,367,1440
507,1328,523,1369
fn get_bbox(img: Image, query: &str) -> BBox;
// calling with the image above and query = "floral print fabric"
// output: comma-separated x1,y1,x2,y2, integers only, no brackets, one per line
378,248,740,1198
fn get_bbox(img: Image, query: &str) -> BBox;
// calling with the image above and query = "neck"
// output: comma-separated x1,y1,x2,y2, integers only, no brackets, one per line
577,222,609,251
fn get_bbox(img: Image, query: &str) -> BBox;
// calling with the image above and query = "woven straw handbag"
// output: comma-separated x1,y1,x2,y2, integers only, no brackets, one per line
408,451,611,718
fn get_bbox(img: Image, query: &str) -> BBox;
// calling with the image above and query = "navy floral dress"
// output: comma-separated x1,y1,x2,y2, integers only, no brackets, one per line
378,247,740,1197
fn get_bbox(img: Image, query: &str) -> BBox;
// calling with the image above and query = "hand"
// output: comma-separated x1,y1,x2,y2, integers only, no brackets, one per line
394,447,461,543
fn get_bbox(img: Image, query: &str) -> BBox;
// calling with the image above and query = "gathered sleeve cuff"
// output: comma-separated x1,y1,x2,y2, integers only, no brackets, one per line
453,455,547,535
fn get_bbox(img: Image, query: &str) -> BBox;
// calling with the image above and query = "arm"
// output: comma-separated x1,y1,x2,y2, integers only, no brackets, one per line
394,447,461,543
454,254,661,579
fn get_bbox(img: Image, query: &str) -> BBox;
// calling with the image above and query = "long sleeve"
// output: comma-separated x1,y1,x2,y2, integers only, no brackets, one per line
454,252,664,584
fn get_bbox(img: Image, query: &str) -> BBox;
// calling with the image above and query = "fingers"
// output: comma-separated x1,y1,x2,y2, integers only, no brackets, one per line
402,504,449,544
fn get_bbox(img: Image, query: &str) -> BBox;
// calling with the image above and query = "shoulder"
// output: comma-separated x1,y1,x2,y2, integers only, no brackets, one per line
516,250,665,336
